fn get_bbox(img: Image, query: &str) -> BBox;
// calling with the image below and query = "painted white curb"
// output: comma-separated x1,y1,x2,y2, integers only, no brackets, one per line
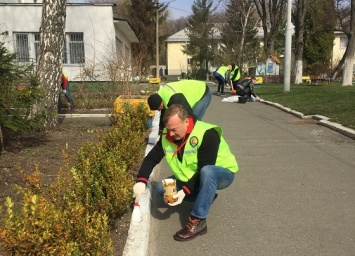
123,111,161,256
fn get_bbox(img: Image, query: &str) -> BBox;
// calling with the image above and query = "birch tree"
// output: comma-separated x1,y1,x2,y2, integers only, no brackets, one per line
293,0,307,84
36,0,66,129
222,0,257,67
253,0,287,57
332,0,355,86
341,0,355,86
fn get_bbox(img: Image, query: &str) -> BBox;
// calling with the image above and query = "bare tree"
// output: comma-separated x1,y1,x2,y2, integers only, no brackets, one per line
36,0,66,129
293,0,307,84
253,0,287,57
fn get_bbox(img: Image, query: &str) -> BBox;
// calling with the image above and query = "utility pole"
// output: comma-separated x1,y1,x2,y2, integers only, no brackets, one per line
283,0,292,92
155,0,159,78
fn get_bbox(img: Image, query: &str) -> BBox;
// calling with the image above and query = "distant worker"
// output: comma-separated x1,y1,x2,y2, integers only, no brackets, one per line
234,76,260,102
229,63,241,91
60,71,75,110
147,80,212,133
213,64,232,96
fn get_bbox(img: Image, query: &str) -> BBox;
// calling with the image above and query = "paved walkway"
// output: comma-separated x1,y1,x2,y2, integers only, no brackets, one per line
123,85,355,256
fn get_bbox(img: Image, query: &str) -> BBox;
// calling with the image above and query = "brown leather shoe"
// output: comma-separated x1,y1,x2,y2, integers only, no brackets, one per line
173,216,207,241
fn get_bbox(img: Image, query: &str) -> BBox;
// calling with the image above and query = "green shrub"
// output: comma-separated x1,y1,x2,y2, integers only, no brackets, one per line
0,166,113,255
0,105,150,253
73,105,149,220
0,42,47,153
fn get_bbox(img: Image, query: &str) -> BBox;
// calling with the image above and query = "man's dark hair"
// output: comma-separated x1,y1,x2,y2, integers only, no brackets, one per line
147,94,163,110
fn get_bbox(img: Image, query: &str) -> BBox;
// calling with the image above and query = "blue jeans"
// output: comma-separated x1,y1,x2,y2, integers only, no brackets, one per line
64,83,74,107
213,73,226,93
156,165,235,219
192,89,212,120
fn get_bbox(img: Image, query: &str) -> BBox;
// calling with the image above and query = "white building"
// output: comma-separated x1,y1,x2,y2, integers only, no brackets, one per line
0,0,138,81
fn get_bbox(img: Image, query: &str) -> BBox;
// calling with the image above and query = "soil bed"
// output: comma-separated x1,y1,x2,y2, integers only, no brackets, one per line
0,113,131,255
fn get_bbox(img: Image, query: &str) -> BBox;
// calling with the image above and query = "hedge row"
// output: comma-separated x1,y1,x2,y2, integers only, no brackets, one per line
0,104,149,255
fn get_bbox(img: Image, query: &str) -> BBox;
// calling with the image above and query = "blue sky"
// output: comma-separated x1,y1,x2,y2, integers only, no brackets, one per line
68,0,193,19
160,0,193,19
67,0,226,20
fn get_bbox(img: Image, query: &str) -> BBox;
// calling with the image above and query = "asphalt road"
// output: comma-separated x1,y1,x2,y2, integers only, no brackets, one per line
146,88,355,256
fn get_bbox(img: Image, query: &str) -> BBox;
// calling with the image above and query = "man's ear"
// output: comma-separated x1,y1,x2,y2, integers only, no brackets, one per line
184,117,190,126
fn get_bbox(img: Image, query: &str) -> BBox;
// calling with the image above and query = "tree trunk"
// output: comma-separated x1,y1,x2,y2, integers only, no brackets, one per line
342,57,354,85
36,0,66,129
342,0,355,86
294,0,306,84
0,124,4,154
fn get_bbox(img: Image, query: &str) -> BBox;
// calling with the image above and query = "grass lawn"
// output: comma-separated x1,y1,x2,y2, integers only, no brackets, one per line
255,82,355,130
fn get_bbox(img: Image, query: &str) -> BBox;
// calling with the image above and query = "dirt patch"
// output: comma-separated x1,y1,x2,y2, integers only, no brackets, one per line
289,119,318,125
0,114,131,255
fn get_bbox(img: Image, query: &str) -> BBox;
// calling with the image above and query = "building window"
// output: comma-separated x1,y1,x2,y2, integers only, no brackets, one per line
64,33,85,64
14,33,30,62
14,32,85,64
340,36,348,49
34,33,40,61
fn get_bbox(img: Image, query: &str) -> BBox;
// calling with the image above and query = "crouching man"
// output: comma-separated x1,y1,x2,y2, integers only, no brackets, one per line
133,104,239,241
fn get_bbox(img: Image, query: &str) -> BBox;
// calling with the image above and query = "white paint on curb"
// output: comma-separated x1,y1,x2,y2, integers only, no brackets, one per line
122,111,161,256
57,113,110,118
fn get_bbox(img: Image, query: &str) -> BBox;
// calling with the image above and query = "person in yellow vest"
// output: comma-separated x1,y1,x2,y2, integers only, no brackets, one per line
133,104,238,241
229,63,241,93
147,80,212,133
212,64,232,96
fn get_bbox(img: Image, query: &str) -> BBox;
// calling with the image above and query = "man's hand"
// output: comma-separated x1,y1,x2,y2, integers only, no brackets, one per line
168,190,185,206
63,89,67,94
133,183,146,200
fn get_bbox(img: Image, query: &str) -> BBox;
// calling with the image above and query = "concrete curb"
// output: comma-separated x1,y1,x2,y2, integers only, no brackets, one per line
261,99,355,140
122,111,161,256
57,113,110,118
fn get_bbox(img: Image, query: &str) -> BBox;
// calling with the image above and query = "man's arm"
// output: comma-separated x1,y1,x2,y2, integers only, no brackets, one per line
225,69,231,82
136,137,165,184
249,81,257,97
158,109,166,133
182,128,220,194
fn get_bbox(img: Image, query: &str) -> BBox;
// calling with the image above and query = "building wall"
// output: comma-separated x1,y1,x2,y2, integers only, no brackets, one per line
0,3,123,81
332,32,347,68
65,5,115,81
166,41,190,76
